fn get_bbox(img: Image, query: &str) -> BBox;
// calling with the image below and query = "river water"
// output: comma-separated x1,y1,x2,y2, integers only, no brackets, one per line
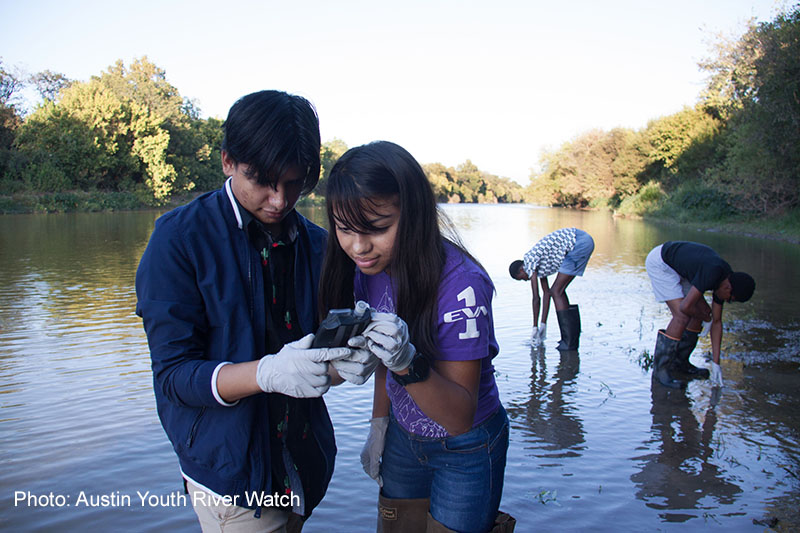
1,204,798,532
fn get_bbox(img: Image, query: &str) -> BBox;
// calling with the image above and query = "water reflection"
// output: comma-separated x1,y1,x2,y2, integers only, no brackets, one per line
631,382,741,523
506,347,585,461
1,206,798,531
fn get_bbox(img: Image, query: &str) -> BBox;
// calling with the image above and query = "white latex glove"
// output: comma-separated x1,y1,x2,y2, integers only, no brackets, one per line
700,320,712,337
362,313,416,372
711,361,724,387
531,326,540,344
360,416,389,487
538,323,547,341
331,336,380,385
256,334,351,397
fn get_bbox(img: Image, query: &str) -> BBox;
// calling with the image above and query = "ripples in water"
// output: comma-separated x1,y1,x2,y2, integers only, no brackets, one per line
1,207,798,531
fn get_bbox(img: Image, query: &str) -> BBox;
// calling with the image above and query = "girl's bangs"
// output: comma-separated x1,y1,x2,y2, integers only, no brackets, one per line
331,193,389,233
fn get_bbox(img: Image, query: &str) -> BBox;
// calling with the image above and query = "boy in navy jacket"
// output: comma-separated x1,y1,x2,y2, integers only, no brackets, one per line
136,91,372,532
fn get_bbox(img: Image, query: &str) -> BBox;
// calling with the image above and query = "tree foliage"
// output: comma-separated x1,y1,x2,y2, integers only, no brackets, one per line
29,70,72,103
529,4,800,217
5,57,222,203
1,56,523,208
315,141,526,205
717,7,800,212
0,59,24,181
423,160,525,204
317,138,349,196
0,58,24,108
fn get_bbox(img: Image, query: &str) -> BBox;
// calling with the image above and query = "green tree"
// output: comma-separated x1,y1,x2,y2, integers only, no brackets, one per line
317,138,348,196
455,160,482,202
0,58,24,108
13,100,103,191
610,128,649,199
424,162,461,203
0,59,24,184
698,19,761,120
29,70,72,103
423,160,524,204
699,5,800,213
11,57,221,202
531,129,622,207
640,105,723,187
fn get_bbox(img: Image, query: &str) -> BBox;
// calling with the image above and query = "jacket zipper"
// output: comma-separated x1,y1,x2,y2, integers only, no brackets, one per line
247,232,255,322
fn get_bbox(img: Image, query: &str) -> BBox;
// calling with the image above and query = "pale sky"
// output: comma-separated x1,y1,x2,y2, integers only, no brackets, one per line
0,0,784,184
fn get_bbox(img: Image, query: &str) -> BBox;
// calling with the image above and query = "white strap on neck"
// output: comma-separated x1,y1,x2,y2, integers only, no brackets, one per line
224,177,243,229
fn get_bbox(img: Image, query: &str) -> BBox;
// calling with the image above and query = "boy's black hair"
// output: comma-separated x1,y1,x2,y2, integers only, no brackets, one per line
509,260,524,279
222,90,321,194
729,272,755,303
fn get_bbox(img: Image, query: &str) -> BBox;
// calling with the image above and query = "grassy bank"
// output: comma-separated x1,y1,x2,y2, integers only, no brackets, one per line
610,180,800,244
0,189,327,215
3,190,797,245
0,190,151,214
641,210,800,245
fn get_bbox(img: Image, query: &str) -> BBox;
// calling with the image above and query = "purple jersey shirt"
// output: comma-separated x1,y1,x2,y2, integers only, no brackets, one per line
355,244,501,437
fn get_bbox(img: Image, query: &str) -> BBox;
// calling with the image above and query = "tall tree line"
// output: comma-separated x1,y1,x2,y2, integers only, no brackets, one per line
0,58,525,208
1,57,223,205
529,5,799,218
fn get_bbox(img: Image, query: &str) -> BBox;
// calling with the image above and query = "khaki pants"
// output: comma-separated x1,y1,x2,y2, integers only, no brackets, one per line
187,480,293,533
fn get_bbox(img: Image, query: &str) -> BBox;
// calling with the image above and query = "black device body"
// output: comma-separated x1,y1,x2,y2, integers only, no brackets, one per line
312,307,372,348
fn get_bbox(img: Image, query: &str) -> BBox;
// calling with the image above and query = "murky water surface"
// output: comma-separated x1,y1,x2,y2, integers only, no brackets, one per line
1,205,798,531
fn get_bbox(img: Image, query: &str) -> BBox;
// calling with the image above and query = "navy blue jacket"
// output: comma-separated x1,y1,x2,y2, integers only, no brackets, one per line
135,181,334,513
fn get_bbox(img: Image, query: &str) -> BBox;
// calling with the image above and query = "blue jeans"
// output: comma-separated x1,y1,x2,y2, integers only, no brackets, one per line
380,406,509,533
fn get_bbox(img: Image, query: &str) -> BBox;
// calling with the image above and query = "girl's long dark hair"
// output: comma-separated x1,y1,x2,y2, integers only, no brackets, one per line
318,141,482,358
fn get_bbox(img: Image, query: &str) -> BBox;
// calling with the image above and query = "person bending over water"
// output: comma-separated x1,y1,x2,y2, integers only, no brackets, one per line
509,228,595,350
645,241,755,389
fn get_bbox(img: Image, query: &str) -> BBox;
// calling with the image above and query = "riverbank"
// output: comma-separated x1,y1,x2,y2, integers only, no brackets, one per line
0,190,328,215
639,210,800,245
2,191,798,245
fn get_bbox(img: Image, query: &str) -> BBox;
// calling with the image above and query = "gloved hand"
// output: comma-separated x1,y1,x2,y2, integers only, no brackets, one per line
531,326,540,344
360,416,389,487
331,336,380,385
362,313,416,372
256,334,351,397
700,320,711,337
538,323,547,341
711,361,724,387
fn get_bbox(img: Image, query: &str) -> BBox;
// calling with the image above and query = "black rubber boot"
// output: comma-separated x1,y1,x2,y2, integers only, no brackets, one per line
556,304,581,351
652,330,687,389
674,329,710,380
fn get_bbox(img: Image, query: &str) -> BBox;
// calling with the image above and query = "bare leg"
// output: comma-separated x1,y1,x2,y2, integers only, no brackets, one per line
686,316,703,332
664,298,690,339
551,273,575,311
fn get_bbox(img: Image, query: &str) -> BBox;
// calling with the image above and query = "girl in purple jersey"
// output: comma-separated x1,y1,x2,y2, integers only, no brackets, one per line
319,141,513,533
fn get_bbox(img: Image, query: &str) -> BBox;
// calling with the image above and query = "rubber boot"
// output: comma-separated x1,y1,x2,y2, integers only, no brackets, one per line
556,304,581,351
674,329,710,380
378,495,429,533
286,513,305,533
426,513,456,533
492,511,517,532
652,330,686,389
426,511,517,532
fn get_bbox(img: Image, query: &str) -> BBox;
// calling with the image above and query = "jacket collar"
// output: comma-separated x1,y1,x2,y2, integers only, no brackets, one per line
224,176,299,242
224,177,244,229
